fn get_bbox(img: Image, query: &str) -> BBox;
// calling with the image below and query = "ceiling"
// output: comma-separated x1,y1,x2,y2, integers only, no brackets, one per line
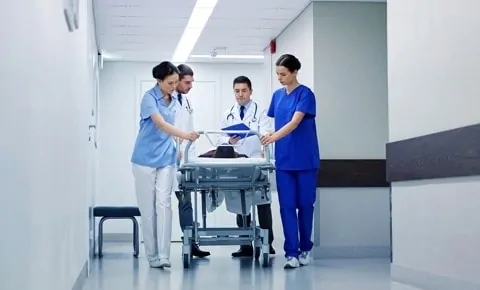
93,0,384,63
93,0,311,63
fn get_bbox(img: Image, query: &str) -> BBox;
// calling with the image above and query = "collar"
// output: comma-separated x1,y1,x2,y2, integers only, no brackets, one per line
237,100,253,111
173,91,182,98
153,85,176,105
153,85,175,99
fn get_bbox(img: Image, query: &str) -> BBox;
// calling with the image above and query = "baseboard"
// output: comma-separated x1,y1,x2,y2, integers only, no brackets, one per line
72,260,88,290
313,245,390,259
391,264,480,290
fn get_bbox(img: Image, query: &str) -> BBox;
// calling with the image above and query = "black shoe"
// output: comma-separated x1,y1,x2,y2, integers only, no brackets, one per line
191,243,210,258
269,245,276,255
231,245,254,257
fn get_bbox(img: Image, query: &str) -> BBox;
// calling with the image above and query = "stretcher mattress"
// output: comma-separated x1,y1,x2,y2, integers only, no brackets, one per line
182,157,271,167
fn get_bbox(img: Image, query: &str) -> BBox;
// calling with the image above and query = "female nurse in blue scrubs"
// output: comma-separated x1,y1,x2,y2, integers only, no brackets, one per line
131,61,200,269
261,54,320,269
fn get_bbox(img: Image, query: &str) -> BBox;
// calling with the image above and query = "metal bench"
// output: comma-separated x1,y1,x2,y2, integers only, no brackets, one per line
93,206,141,258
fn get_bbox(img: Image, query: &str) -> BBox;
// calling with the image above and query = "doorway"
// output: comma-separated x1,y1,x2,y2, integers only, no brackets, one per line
87,59,100,273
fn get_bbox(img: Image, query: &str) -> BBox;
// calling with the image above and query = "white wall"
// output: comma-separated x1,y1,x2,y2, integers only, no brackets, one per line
270,1,390,258
388,0,480,142
97,61,274,238
314,1,389,259
0,0,98,289
388,0,480,287
313,2,388,160
270,3,314,91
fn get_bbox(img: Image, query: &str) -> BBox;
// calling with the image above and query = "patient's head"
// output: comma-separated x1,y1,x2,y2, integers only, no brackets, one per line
213,146,237,158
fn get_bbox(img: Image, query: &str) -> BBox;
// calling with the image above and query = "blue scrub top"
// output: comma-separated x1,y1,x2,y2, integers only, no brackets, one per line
131,85,177,168
267,85,320,171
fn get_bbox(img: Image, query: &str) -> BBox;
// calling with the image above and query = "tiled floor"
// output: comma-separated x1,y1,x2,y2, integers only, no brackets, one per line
82,243,420,290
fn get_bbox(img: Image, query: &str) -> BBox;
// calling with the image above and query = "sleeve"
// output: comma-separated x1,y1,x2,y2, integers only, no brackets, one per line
267,93,276,118
140,93,158,119
295,88,316,117
258,108,273,134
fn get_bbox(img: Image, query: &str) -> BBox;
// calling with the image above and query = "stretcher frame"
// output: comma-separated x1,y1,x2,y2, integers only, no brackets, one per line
177,130,275,268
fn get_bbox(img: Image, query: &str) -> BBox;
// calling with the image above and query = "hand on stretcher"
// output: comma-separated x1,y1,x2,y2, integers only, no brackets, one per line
260,132,278,145
182,131,200,141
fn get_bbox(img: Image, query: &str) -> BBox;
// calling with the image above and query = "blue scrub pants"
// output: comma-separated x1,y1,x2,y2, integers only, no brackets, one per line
276,169,317,258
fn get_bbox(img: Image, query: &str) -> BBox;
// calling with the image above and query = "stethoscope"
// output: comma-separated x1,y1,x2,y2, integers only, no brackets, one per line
226,102,258,123
177,93,193,114
184,97,193,114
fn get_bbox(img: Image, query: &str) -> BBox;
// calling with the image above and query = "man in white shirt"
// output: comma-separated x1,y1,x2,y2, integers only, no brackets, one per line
173,64,210,258
220,76,275,257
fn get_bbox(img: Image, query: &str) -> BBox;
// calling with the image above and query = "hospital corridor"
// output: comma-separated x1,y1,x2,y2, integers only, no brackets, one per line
1,0,479,289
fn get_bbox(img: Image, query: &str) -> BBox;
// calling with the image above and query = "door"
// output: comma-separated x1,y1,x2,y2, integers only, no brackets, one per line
172,81,220,241
87,61,99,272
185,81,219,154
186,81,236,230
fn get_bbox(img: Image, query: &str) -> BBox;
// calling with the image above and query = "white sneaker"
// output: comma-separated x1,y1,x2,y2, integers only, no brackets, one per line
283,257,300,269
149,259,163,268
149,258,171,268
299,251,310,266
159,258,171,268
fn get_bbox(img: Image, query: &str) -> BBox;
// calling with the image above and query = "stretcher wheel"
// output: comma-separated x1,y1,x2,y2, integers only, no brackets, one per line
183,253,190,268
262,253,270,267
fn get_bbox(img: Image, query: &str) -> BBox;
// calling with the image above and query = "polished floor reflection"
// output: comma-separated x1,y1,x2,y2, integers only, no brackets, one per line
82,243,419,290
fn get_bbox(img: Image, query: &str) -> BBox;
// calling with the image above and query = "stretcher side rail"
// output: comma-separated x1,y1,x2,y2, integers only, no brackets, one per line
183,130,273,164
179,166,271,191
179,130,275,269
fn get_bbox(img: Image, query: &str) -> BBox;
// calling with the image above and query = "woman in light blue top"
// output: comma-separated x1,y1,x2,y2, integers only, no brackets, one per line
131,61,199,268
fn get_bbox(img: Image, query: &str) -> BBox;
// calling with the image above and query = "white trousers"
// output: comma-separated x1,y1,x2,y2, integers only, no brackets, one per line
172,143,196,192
132,164,175,261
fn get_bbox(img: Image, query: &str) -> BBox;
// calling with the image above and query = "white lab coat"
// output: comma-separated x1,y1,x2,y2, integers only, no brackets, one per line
206,187,272,214
219,101,273,158
173,93,195,192
202,155,272,215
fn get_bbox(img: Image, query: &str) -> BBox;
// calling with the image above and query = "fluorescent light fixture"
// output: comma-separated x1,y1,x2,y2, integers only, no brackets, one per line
172,0,218,62
101,51,123,61
190,54,265,59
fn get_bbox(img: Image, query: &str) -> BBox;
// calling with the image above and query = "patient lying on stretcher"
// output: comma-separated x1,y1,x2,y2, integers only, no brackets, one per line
197,145,270,214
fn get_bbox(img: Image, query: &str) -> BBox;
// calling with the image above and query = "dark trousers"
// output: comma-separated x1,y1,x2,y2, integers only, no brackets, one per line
177,192,194,231
236,203,274,245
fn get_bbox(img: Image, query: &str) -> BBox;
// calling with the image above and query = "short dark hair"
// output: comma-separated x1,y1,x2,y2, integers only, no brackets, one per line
232,76,252,90
275,54,301,72
213,145,237,158
177,64,194,80
152,61,180,80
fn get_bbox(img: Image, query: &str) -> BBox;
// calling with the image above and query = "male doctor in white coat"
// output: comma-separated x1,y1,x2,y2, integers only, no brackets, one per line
173,64,210,258
220,75,276,257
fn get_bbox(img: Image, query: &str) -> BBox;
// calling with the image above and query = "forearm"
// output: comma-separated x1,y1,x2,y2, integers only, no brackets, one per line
273,121,298,140
154,120,187,139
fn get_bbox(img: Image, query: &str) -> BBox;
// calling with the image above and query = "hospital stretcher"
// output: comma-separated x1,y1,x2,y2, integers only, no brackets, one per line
177,130,275,268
